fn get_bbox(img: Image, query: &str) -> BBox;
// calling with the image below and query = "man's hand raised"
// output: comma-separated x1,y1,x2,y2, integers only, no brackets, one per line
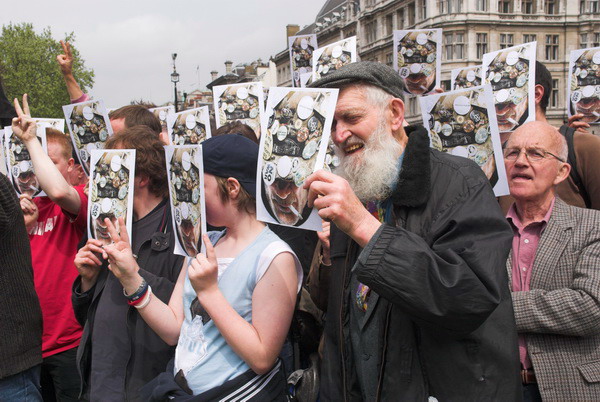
56,40,74,76
11,94,38,144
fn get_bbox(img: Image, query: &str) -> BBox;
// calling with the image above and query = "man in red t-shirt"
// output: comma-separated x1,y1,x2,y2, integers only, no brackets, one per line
12,95,87,401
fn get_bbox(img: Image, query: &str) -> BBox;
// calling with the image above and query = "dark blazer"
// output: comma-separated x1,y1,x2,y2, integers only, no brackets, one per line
508,198,600,401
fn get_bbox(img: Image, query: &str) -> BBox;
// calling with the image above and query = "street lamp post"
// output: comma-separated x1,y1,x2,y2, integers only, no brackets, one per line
171,53,180,112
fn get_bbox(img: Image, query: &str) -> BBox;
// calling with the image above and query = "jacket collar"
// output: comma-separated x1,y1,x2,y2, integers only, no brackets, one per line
390,124,431,208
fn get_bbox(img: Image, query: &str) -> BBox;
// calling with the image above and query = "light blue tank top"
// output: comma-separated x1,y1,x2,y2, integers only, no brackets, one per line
174,226,301,395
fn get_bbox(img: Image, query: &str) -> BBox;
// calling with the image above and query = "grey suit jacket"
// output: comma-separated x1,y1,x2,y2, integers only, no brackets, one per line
507,198,600,401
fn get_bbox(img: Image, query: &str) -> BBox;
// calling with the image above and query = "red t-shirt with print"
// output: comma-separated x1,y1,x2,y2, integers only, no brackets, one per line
30,185,87,358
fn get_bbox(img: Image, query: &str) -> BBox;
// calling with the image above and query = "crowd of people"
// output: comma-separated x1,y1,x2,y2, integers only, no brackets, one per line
0,37,599,402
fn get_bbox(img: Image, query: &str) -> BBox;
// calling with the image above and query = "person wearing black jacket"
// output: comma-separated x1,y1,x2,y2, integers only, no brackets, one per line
72,126,184,401
305,62,521,401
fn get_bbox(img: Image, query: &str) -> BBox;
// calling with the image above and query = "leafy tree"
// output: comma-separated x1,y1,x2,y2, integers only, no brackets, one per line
0,23,94,118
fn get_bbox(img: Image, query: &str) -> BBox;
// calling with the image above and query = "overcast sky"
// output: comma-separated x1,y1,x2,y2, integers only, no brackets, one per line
2,0,324,107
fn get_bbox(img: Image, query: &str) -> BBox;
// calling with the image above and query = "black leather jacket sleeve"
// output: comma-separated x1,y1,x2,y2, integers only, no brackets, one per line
72,276,96,327
354,179,513,335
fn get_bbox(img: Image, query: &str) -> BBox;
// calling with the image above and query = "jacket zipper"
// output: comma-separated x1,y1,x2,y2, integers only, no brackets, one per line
340,241,352,402
375,304,393,401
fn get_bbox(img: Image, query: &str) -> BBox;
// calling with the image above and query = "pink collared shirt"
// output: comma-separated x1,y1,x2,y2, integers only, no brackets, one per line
506,197,555,369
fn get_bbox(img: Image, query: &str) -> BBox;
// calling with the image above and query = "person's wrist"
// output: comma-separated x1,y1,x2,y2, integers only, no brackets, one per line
81,274,98,292
120,271,143,295
196,284,219,303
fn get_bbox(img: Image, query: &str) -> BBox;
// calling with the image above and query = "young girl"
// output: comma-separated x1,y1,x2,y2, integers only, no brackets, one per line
95,135,302,400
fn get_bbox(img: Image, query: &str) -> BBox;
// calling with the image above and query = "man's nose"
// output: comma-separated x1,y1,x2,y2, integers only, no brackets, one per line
514,149,530,166
332,121,352,146
273,180,294,198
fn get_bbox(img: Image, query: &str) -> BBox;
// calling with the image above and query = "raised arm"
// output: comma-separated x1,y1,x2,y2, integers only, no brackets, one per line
12,95,81,215
57,40,85,102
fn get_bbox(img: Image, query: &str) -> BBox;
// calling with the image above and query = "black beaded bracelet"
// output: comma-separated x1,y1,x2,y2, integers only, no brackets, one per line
123,278,148,302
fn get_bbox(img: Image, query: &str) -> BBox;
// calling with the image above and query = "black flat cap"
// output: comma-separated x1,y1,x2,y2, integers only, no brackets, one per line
309,61,405,100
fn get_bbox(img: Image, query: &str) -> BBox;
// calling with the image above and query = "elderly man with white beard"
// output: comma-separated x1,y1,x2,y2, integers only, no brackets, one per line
305,62,522,401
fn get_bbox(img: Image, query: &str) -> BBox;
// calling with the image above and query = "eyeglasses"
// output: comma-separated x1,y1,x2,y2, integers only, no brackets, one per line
503,147,565,163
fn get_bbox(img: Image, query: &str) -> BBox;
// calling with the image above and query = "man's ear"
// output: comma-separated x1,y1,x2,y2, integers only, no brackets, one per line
534,84,544,105
226,177,241,199
137,174,150,188
554,162,571,186
389,98,405,131
67,157,75,172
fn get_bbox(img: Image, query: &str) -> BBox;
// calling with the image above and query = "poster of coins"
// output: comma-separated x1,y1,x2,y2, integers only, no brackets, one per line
149,105,175,133
289,34,318,88
213,82,264,139
451,66,482,90
312,36,357,81
419,85,509,196
87,149,135,245
164,145,206,257
567,46,600,124
62,99,113,176
482,42,536,133
33,118,65,133
393,29,442,96
0,129,6,176
3,125,47,197
167,107,211,145
257,87,339,231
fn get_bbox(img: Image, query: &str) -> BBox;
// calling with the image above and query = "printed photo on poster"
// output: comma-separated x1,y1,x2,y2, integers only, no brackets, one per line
482,42,536,133
3,125,47,197
257,87,338,231
312,36,357,81
62,99,113,175
451,66,482,90
289,34,318,88
164,145,206,257
213,82,264,139
87,149,135,245
149,105,176,133
419,85,509,196
567,47,600,124
167,107,211,145
393,29,442,96
33,118,65,133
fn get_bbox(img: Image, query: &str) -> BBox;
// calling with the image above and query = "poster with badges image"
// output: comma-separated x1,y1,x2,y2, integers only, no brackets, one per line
257,87,338,231
63,99,113,176
419,85,509,196
33,118,65,133
87,149,135,246
0,130,6,176
149,105,175,133
451,66,482,90
482,42,536,133
3,125,47,197
312,36,357,81
394,29,441,96
567,47,600,124
213,82,264,139
164,146,206,257
166,107,211,145
289,34,318,87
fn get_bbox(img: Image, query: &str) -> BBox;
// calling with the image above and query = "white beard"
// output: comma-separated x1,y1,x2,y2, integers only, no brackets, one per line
335,118,403,203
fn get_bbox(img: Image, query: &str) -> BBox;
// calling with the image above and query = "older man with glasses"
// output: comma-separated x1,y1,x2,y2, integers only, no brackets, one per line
503,120,600,402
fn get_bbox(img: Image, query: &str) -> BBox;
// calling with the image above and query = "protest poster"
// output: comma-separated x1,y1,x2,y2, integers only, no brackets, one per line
166,107,211,145
419,85,509,196
213,82,264,138
87,149,135,245
0,130,6,176
567,46,600,124
3,125,47,197
149,105,176,133
312,36,357,81
63,99,113,175
394,29,442,96
164,145,206,257
482,42,536,133
257,87,338,231
289,34,318,88
33,118,65,133
451,66,482,90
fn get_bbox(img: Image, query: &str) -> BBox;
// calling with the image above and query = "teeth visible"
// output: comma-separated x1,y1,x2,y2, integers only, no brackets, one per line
345,144,363,153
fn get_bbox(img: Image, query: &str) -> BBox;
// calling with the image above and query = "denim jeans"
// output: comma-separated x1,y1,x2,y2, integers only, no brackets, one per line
0,365,42,401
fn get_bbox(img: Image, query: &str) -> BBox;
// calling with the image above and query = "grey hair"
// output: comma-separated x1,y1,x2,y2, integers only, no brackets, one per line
342,83,398,110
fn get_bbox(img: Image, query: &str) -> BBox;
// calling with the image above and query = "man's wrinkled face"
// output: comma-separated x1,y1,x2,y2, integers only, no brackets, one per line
575,97,600,123
405,70,436,95
93,214,118,245
265,178,307,225
16,170,39,197
496,95,528,132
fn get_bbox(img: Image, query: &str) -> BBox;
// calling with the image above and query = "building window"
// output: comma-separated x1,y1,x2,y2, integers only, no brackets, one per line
522,0,535,14
397,9,405,29
408,97,419,115
439,0,463,13
444,32,465,60
500,33,514,49
421,0,428,19
476,0,488,10
441,80,451,91
545,0,558,14
591,0,599,12
365,20,378,44
580,33,588,48
498,0,513,12
476,33,488,59
386,53,393,66
385,14,394,36
593,33,600,47
582,0,599,12
444,33,454,60
550,79,559,108
545,34,559,60
523,34,537,43
408,3,416,26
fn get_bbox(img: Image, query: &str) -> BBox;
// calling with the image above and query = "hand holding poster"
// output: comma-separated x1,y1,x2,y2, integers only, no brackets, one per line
394,29,442,96
3,125,47,197
312,37,357,81
567,47,600,124
257,87,338,231
213,83,264,138
63,99,113,175
88,149,135,245
164,145,206,257
289,34,318,87
167,107,211,145
482,42,536,133
451,66,482,90
419,85,509,196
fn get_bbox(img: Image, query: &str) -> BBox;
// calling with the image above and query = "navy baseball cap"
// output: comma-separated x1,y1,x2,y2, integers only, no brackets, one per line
202,134,258,198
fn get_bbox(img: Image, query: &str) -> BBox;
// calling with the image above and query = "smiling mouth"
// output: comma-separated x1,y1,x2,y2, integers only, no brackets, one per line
344,143,364,154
